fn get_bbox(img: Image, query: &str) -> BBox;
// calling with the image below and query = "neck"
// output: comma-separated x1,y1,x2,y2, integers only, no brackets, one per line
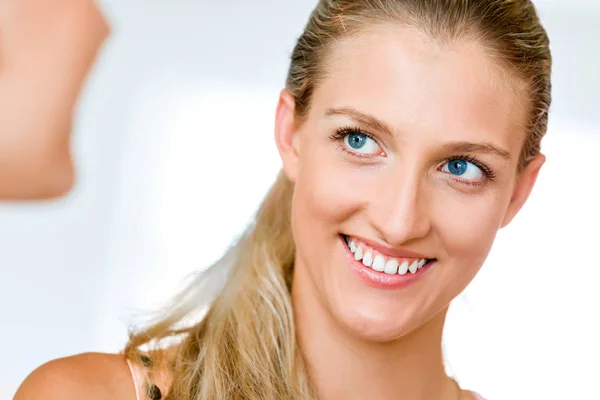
292,268,458,400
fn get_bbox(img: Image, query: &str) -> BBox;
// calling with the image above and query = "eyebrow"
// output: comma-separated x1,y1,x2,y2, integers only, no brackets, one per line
325,107,395,138
443,141,512,160
324,106,512,160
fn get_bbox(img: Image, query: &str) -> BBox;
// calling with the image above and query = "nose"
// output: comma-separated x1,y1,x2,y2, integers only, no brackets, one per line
368,169,431,247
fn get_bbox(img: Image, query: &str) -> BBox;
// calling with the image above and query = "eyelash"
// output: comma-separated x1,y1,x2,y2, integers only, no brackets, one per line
328,126,380,159
328,126,497,184
449,154,497,184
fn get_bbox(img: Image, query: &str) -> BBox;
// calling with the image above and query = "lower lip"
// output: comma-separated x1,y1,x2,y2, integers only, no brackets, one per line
340,235,434,290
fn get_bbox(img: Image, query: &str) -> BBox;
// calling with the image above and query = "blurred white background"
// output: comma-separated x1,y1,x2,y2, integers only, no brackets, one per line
2,1,599,399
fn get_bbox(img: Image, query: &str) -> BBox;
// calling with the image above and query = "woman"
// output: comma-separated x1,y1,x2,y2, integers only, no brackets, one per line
0,0,109,200
14,0,551,399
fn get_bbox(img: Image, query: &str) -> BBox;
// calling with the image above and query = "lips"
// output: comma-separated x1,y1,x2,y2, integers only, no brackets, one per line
344,234,432,259
343,235,433,275
340,235,436,290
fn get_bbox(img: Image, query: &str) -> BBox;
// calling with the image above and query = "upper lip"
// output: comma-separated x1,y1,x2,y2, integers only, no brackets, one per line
345,234,432,260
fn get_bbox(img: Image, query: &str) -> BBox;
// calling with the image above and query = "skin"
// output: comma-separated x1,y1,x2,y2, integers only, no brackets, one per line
275,26,544,399
0,0,109,200
13,23,544,400
13,353,136,399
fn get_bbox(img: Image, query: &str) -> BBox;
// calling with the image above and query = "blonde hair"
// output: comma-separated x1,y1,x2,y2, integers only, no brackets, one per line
124,1,552,399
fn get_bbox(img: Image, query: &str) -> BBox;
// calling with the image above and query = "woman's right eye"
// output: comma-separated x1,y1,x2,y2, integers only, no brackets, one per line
342,131,381,155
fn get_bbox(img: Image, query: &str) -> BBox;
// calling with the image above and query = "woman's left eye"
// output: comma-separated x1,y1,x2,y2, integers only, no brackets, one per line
441,159,484,181
343,132,381,155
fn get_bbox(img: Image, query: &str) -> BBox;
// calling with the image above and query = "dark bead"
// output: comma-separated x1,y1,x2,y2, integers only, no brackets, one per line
140,355,153,368
147,383,162,400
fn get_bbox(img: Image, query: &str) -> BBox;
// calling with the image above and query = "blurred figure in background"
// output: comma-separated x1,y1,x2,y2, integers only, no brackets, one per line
0,0,109,200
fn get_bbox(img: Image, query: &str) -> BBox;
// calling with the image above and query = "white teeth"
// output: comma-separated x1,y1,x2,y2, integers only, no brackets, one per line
398,260,409,275
383,258,398,274
362,251,373,267
354,246,363,261
408,260,419,274
349,240,357,253
346,238,431,276
371,255,385,272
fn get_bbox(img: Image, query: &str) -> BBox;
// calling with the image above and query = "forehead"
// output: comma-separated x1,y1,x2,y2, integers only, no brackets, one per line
312,25,527,153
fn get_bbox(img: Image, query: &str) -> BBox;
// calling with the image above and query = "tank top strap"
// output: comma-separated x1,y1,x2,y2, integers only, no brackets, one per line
467,390,487,400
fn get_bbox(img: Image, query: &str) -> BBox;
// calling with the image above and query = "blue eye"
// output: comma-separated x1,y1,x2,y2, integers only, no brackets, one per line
344,132,380,155
442,159,484,180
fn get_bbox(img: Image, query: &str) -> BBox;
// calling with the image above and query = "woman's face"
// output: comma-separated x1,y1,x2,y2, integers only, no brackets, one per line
276,25,544,341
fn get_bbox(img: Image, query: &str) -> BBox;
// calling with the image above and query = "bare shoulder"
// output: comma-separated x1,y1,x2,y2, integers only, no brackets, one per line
13,352,135,400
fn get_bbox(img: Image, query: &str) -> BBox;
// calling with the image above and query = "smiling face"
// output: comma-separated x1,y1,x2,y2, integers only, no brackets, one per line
275,25,544,342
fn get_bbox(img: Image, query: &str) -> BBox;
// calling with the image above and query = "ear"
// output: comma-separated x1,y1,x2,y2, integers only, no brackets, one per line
501,154,545,228
274,89,300,183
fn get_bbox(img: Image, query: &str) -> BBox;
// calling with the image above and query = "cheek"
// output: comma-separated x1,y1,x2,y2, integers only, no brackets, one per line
434,192,507,269
290,138,370,277
294,143,362,230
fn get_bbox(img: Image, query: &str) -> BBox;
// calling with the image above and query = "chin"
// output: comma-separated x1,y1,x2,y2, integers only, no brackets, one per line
332,299,426,343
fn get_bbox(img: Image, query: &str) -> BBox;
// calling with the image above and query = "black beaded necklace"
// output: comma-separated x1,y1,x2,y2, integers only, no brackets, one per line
140,354,163,400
